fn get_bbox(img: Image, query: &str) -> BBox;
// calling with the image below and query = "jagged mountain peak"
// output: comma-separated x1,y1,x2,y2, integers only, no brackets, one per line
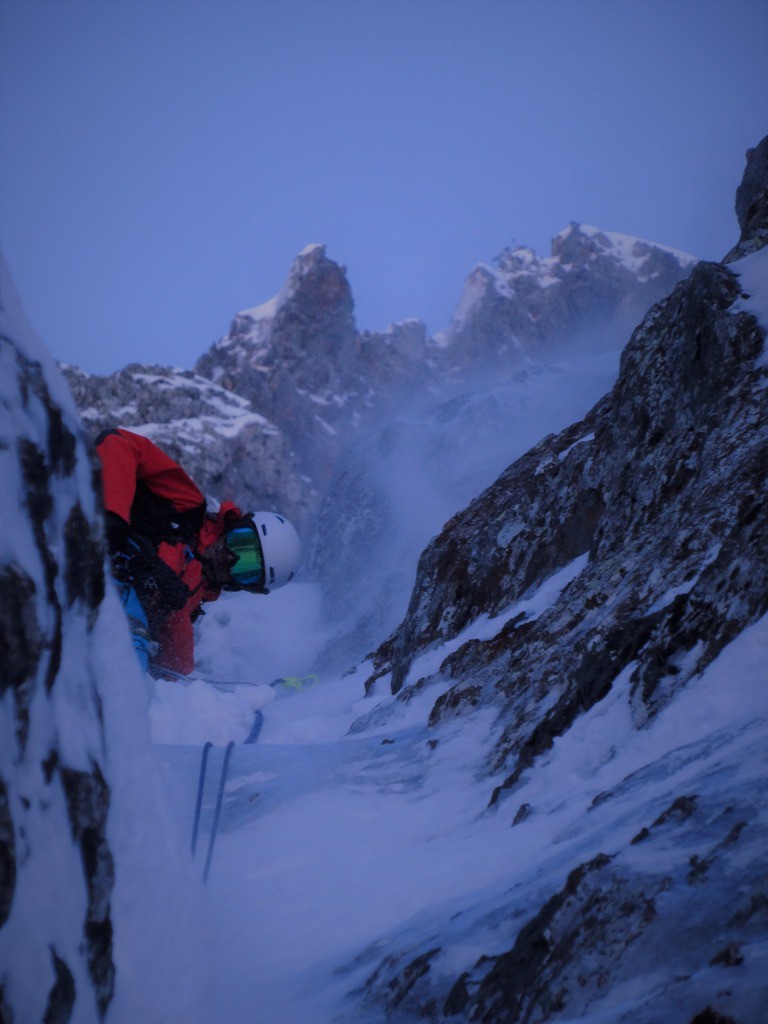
210,241,355,368
551,221,696,275
725,134,768,262
436,222,696,359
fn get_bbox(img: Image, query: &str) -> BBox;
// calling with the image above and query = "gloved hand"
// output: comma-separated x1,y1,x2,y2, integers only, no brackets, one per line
106,512,190,613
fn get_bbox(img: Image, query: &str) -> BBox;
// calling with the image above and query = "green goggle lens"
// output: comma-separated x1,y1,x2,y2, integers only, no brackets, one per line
225,527,265,587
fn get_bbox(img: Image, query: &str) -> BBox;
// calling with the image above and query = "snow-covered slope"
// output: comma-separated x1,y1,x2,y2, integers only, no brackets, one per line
147,546,768,1024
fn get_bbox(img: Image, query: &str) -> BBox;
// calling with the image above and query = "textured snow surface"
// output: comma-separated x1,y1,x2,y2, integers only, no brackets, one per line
573,223,698,272
143,238,767,1023
151,577,768,1024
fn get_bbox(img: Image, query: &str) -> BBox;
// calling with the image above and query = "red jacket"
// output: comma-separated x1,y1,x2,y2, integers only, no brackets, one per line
96,428,239,675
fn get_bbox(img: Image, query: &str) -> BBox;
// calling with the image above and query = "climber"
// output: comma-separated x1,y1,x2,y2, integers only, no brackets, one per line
95,427,301,677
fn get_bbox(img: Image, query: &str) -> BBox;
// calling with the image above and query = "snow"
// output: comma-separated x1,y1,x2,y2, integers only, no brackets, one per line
561,223,698,272
399,554,589,691
239,294,279,321
235,244,324,327
299,242,325,258
644,543,722,615
558,431,595,461
733,244,768,365
0,250,216,1023
116,242,764,1014
145,573,768,1024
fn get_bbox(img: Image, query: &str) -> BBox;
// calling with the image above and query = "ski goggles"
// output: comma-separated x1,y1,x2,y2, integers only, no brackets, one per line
224,526,266,591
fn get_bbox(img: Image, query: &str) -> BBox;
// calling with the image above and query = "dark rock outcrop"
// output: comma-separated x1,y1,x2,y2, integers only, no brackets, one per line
365,149,768,804
725,135,768,262
196,245,362,486
357,783,766,1024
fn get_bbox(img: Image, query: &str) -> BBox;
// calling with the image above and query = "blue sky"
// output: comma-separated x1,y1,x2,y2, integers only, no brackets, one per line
1,0,766,375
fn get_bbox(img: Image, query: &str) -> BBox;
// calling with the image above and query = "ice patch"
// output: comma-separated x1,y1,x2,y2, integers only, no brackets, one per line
558,432,595,461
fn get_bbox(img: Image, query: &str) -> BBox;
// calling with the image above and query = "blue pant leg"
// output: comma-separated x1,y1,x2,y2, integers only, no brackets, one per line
119,584,154,672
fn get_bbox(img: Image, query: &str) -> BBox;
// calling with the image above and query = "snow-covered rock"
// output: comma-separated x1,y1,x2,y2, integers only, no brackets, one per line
352,136,768,1023
435,223,696,369
0,254,212,1023
195,243,366,487
62,363,312,531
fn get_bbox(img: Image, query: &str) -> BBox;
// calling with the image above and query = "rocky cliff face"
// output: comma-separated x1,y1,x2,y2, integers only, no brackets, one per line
308,227,694,668
726,135,768,262
195,245,362,482
351,138,768,1023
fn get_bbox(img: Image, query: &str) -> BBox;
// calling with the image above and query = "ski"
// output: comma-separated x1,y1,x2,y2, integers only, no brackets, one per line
179,669,313,877
191,740,236,884
191,741,213,857
202,740,235,884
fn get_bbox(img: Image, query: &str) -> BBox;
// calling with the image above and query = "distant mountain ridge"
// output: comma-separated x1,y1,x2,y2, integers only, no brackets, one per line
63,223,696,533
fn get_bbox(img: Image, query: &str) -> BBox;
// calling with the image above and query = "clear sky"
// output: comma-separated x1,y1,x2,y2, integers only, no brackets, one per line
1,0,766,375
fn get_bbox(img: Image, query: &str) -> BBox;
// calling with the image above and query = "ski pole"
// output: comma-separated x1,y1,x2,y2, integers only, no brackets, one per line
245,709,264,745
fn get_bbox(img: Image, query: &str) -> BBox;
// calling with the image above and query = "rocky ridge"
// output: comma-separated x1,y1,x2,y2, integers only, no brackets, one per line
349,139,768,1023
64,227,695,544
435,223,695,369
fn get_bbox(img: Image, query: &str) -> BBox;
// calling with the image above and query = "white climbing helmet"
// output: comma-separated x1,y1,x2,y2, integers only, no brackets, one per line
250,511,302,590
